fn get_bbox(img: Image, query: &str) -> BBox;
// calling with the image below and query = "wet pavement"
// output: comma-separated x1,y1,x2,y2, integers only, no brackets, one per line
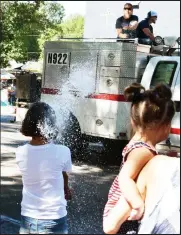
1,121,122,234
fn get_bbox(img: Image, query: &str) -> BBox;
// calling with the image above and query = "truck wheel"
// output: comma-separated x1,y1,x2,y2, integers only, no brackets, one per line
57,113,83,157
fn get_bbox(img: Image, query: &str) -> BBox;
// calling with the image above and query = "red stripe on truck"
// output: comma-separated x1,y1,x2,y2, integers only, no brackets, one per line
41,88,127,102
41,88,59,95
170,128,180,135
87,94,127,102
41,88,180,135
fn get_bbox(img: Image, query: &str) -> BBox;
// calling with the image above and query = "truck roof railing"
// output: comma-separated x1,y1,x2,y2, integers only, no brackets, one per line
56,37,135,40
55,37,136,42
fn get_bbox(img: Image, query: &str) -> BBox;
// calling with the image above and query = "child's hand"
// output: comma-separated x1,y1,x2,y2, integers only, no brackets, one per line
64,186,72,200
128,204,144,221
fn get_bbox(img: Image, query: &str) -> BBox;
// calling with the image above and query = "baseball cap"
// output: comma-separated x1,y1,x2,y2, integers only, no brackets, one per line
147,11,158,18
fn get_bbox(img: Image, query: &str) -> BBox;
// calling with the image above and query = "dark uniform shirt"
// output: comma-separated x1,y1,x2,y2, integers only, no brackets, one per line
115,15,138,39
136,18,153,39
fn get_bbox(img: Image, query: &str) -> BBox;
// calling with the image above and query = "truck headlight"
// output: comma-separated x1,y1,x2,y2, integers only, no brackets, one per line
154,36,163,45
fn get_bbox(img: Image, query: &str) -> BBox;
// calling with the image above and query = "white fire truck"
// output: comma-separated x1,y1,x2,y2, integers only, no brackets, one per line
41,38,180,156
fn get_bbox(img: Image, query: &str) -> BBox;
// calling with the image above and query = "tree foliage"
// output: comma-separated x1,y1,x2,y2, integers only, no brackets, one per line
61,14,84,38
38,26,63,59
38,14,84,59
39,2,65,25
1,1,84,67
0,1,65,67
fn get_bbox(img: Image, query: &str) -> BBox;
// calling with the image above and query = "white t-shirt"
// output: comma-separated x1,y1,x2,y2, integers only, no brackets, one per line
16,143,72,219
139,158,180,234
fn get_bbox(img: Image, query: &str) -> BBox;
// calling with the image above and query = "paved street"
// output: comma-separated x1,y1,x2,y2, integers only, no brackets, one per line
1,120,121,234
0,216,20,234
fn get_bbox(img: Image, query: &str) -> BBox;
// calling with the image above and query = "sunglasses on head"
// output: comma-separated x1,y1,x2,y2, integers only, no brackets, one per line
124,7,132,10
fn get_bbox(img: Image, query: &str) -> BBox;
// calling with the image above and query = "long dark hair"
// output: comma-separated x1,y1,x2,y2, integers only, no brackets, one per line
21,102,58,139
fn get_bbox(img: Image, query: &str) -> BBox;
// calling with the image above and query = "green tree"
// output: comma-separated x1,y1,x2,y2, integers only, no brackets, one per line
0,1,65,67
39,1,65,25
38,25,63,59
38,14,84,59
61,14,84,38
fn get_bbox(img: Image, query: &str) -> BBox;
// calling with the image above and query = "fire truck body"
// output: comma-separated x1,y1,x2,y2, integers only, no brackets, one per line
42,41,137,141
41,41,180,154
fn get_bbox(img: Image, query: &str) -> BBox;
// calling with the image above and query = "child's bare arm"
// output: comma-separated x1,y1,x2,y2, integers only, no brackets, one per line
62,171,72,200
103,195,131,234
62,171,69,188
118,147,154,217
103,160,147,234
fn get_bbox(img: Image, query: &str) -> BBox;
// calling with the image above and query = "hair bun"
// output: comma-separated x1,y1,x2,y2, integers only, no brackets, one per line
152,84,172,101
124,83,145,102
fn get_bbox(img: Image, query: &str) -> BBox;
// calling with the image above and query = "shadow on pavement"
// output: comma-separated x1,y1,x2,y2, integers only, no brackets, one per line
1,176,22,221
1,127,19,133
1,154,14,164
0,218,20,234
67,167,118,234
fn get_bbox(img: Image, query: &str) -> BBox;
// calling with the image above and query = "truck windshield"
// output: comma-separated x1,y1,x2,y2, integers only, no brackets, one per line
150,61,178,87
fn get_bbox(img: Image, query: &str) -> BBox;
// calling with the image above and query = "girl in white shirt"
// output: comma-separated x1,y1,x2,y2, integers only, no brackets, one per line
16,102,72,234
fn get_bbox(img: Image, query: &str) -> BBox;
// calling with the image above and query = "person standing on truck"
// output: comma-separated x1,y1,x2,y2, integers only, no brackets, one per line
103,83,176,234
16,102,72,234
116,3,139,39
136,11,157,45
